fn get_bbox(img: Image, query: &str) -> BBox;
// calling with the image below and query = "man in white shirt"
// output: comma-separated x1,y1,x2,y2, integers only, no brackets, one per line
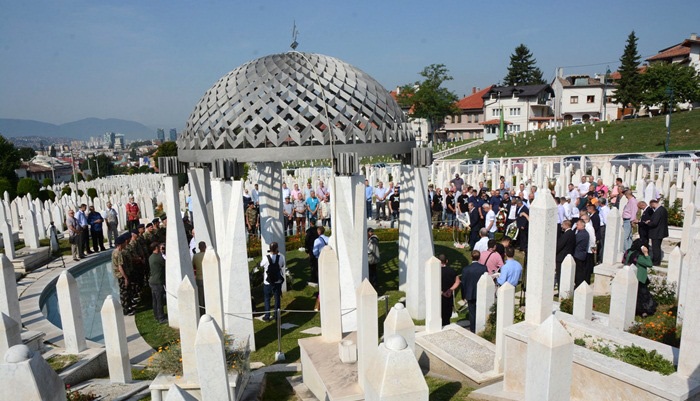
568,184,581,203
581,213,596,284
260,242,286,322
578,176,590,195
557,197,566,225
598,198,610,261
282,182,291,201
483,204,497,239
473,228,490,252
104,202,119,248
374,181,389,221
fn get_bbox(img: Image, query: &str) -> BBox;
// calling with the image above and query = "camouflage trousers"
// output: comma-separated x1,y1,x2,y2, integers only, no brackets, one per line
117,277,134,313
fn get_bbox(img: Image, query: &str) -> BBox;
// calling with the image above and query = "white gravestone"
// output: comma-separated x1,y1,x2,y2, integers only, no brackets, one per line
608,265,638,331
56,271,87,354
475,273,495,334
100,295,132,383
524,316,573,401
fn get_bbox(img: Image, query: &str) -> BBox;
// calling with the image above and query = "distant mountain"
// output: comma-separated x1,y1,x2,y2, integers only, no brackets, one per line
0,117,156,141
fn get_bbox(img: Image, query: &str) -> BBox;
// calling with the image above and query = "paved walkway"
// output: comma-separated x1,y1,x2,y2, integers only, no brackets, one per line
17,250,154,364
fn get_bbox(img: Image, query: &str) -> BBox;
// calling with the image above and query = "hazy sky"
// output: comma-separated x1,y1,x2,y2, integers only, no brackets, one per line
1,0,697,129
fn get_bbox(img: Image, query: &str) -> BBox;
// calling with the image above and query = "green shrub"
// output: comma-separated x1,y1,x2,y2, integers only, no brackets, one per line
87,188,97,199
148,335,249,376
665,198,684,227
559,293,573,314
627,308,679,347
42,178,53,187
16,177,40,198
61,185,72,197
77,189,84,197
647,276,677,306
37,189,56,202
574,338,586,347
589,342,675,375
479,302,525,343
0,177,15,199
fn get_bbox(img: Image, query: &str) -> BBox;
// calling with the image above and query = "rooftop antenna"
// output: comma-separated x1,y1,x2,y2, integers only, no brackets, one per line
290,21,299,50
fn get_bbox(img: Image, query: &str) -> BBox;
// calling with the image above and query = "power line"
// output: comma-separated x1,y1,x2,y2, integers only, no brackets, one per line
559,53,657,70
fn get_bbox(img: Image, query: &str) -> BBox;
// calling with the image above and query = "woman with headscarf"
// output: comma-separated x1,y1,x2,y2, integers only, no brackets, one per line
623,238,657,317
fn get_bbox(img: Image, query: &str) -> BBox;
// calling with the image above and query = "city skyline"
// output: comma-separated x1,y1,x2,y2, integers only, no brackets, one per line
1,0,697,130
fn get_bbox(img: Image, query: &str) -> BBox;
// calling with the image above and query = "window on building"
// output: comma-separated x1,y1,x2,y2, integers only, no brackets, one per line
509,124,521,133
486,126,497,134
509,107,521,116
587,95,595,103
570,96,578,104
492,108,501,117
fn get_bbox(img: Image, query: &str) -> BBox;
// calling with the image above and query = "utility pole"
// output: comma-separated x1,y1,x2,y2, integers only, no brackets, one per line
603,66,610,122
665,85,673,153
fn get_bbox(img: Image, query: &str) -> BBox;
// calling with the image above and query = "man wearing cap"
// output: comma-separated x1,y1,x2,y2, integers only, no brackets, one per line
87,205,106,252
126,196,140,232
245,202,259,238
143,222,155,243
127,230,146,299
112,236,134,315
105,201,119,248
283,195,294,236
367,228,380,288
260,242,286,322
644,199,669,266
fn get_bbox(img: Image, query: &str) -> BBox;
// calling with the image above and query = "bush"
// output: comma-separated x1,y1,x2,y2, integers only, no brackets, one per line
559,293,573,314
87,188,97,199
665,198,684,226
61,185,72,197
627,308,679,347
647,276,677,306
37,189,56,202
0,177,16,199
589,342,675,375
148,335,249,377
16,177,40,198
479,302,525,343
77,189,84,197
42,178,53,187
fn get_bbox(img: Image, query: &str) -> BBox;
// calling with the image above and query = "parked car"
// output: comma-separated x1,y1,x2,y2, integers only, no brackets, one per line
609,153,653,169
654,151,700,168
459,158,499,174
560,156,591,173
572,119,584,125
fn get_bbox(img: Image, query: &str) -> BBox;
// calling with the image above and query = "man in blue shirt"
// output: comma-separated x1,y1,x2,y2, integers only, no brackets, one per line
306,190,320,227
76,203,90,257
87,205,106,252
497,247,522,287
365,180,373,220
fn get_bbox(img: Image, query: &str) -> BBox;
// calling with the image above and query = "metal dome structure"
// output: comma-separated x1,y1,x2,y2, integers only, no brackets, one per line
178,52,415,163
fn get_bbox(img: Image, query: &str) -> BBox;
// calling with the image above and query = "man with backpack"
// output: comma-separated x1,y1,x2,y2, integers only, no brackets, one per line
260,242,286,322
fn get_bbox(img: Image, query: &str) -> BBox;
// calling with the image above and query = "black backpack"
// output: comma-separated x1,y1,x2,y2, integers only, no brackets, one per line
266,255,283,283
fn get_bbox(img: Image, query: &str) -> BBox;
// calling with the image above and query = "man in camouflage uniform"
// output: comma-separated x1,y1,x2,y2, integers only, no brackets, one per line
136,224,150,285
143,222,155,244
112,236,134,315
127,230,147,300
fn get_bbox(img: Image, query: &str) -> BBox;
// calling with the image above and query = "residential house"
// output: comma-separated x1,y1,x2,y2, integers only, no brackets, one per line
551,70,620,124
390,86,431,145
442,86,493,140
645,32,700,110
480,84,555,142
14,155,74,184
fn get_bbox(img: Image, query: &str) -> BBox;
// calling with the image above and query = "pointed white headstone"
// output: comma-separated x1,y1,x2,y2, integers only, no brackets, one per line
526,192,558,325
319,246,342,341
356,279,378,390
425,257,443,333
573,282,593,321
0,254,20,325
475,273,495,334
100,295,132,383
178,276,200,380
525,316,573,401
559,255,575,301
609,266,638,330
202,248,224,330
494,282,515,374
383,303,415,352
194,315,231,401
56,271,87,353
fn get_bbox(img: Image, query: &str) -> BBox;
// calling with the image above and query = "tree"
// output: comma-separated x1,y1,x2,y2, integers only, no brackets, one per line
42,178,53,187
615,31,643,111
0,135,21,193
154,141,178,169
17,147,36,161
503,44,546,86
641,62,700,112
0,177,14,199
16,178,41,199
87,188,98,199
396,64,459,137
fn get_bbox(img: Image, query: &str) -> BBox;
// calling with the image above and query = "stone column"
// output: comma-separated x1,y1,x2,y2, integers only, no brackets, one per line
178,276,200,380
22,210,40,249
356,279,378,391
680,203,695,255
56,271,87,354
559,255,575,300
525,192,558,325
222,180,255,351
425,257,443,333
332,175,367,332
319,247,342,341
573,282,593,321
100,295,132,383
0,345,66,401
164,175,195,329
0,207,15,260
475,273,495,334
678,231,700,380
398,165,413,291
524,316,573,401
188,167,216,247
210,179,232,252
383,303,415,352
195,315,231,401
406,167,434,320
0,313,21,357
667,246,682,287
257,162,285,263
601,208,622,265
364,335,429,401
494,282,515,374
609,265,638,331
0,254,20,325
202,248,225,330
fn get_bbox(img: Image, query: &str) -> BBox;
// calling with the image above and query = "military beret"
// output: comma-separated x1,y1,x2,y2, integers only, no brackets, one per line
152,218,160,224
138,224,145,229
115,236,126,245
146,223,153,228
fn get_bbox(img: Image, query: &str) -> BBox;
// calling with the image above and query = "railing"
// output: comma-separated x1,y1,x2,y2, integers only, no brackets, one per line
433,140,484,159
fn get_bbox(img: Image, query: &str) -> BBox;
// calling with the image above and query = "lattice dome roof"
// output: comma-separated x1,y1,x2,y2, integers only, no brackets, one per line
178,52,415,163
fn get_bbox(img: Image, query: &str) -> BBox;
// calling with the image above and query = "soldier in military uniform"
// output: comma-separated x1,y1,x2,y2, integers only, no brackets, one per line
112,236,134,315
136,224,151,285
155,215,168,244
126,230,147,300
143,222,155,244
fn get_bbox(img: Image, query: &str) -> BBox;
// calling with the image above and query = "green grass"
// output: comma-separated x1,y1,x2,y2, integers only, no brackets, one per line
426,376,476,400
592,295,611,314
47,354,79,373
262,371,299,401
445,109,700,159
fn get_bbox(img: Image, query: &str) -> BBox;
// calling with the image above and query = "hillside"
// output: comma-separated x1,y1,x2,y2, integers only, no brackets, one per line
0,117,156,141
445,109,700,159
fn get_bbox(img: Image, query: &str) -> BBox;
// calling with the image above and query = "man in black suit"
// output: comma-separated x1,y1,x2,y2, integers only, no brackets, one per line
468,202,482,251
573,219,590,288
461,250,488,333
555,220,576,288
645,199,669,266
636,201,652,248
514,197,529,252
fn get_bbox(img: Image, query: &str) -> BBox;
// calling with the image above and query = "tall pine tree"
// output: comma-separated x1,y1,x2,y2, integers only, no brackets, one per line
503,44,546,86
614,31,643,111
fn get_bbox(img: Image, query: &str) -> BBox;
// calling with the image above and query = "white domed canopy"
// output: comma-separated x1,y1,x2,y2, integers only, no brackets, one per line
178,52,415,163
